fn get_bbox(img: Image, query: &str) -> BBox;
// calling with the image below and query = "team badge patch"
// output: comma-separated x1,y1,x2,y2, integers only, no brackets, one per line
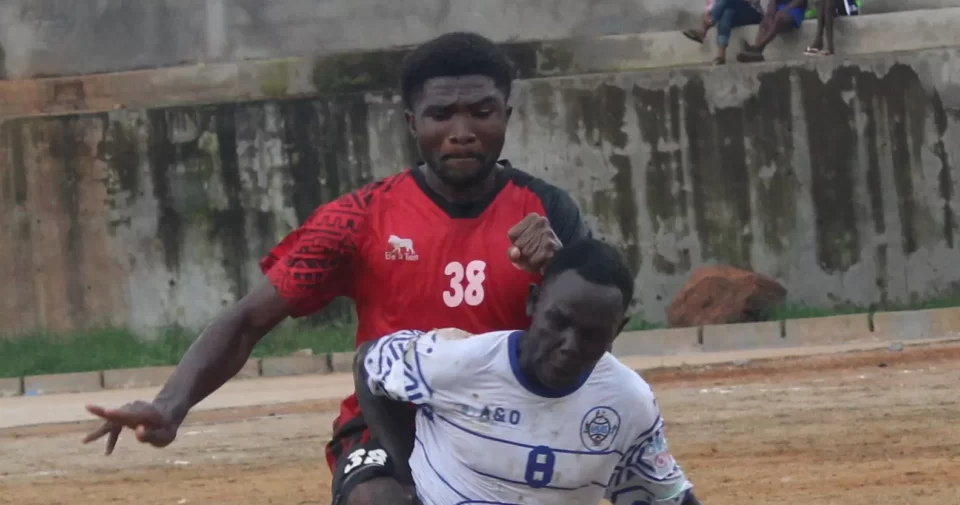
580,406,621,452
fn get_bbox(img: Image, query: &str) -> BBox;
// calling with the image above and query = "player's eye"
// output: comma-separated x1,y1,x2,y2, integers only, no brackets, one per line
472,107,494,118
547,310,572,330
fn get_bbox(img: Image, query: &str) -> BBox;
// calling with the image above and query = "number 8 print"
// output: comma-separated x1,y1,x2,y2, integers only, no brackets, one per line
443,260,487,307
524,446,556,488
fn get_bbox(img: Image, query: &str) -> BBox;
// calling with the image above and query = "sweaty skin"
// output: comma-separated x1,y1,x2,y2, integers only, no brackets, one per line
358,266,707,505
82,74,565,505
407,75,511,201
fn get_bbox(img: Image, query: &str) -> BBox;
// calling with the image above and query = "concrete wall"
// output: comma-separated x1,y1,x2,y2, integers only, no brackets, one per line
2,0,959,80
2,47,960,335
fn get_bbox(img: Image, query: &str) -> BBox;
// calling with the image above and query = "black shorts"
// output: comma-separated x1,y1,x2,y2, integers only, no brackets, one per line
328,415,399,505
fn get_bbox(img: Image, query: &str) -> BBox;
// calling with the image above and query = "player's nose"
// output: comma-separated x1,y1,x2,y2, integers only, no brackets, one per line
555,334,582,361
447,116,477,145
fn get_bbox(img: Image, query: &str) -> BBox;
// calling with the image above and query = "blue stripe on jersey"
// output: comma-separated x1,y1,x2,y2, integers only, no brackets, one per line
415,435,469,501
467,465,608,491
415,435,523,505
374,331,417,376
413,340,434,396
507,331,592,398
436,414,623,456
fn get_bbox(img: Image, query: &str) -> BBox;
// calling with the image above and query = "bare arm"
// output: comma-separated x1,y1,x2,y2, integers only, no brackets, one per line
154,282,290,424
353,341,416,485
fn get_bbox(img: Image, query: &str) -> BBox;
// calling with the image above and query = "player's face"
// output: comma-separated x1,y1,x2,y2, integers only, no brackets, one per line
525,271,627,390
407,75,512,190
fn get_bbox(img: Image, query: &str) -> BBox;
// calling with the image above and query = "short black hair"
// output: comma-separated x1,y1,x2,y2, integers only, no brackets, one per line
399,31,514,109
541,238,635,308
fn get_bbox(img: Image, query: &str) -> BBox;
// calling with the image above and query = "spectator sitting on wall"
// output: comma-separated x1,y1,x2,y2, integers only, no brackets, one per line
682,0,764,65
803,0,861,56
736,0,809,62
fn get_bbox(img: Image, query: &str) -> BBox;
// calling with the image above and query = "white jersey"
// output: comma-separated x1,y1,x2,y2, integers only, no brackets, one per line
363,329,693,505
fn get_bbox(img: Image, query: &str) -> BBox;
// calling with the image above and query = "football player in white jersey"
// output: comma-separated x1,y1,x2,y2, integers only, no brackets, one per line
351,238,704,505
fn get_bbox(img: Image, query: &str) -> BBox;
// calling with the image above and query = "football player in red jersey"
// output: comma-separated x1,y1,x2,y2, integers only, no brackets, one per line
82,32,590,505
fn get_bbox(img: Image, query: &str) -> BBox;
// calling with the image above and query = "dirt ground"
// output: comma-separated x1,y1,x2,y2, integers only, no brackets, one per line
2,344,959,505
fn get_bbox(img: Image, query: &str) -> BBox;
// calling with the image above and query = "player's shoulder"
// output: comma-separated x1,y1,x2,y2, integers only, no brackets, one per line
594,354,658,410
499,162,588,244
301,170,416,226
500,162,573,205
428,329,514,361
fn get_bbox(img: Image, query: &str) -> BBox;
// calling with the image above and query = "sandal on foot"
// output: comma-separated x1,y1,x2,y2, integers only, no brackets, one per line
804,46,822,55
712,56,726,66
682,29,705,44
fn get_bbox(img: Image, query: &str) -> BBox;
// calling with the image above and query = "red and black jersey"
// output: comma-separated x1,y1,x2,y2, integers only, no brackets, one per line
259,161,587,464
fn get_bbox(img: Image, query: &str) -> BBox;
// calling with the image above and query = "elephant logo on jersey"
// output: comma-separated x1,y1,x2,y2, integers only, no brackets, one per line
385,235,419,261
580,406,621,452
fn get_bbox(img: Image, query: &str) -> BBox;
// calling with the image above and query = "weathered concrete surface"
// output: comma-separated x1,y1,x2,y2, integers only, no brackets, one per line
2,47,960,333
23,371,103,395
873,307,960,341
612,327,702,356
102,366,176,389
701,321,784,351
783,314,873,346
0,376,24,397
5,336,960,429
1,0,958,80
4,8,960,120
260,355,330,377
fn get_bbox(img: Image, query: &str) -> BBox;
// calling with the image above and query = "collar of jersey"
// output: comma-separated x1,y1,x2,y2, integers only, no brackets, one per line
409,161,514,219
507,331,593,399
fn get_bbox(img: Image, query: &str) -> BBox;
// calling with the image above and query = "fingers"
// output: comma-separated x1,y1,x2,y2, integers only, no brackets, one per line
81,421,115,444
507,213,542,241
85,402,162,429
508,212,560,273
84,401,174,454
106,426,121,455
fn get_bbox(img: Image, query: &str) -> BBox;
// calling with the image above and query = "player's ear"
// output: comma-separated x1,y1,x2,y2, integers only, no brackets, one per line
405,109,417,137
526,283,540,317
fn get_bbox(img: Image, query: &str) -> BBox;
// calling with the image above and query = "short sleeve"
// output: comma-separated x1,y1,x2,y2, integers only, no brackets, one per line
606,416,693,505
362,330,458,406
259,192,368,317
525,177,591,245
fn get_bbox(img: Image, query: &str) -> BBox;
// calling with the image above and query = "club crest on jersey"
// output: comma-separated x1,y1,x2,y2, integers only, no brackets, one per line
385,234,419,261
580,406,621,452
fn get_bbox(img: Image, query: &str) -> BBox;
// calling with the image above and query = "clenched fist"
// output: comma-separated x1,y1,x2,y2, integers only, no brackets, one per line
507,213,562,274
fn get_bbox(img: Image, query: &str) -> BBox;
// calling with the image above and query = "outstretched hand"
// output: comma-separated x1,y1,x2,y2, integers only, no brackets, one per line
507,213,562,274
82,401,179,455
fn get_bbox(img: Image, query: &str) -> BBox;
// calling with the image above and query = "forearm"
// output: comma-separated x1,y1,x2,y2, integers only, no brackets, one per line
152,310,256,423
153,285,288,424
354,342,417,484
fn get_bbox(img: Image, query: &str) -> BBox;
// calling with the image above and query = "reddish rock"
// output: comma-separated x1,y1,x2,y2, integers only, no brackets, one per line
667,266,787,328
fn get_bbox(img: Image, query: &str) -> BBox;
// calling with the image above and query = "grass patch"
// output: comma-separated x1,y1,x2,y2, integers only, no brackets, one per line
5,294,960,378
0,319,355,379
624,316,665,331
